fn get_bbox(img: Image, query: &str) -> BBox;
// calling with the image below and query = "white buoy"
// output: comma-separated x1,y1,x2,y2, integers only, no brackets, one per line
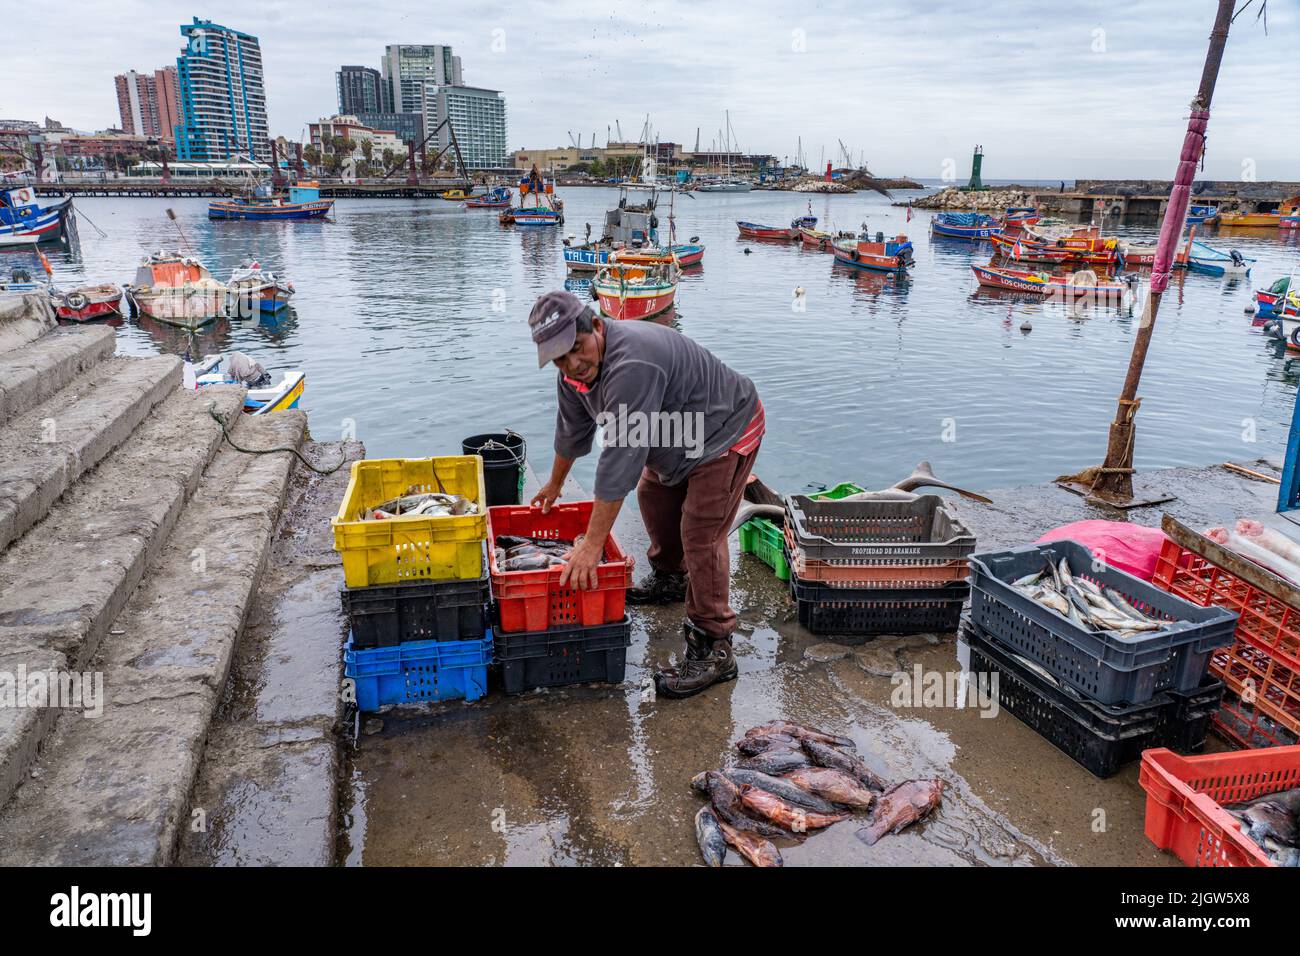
1245,303,1256,314
1020,319,1033,332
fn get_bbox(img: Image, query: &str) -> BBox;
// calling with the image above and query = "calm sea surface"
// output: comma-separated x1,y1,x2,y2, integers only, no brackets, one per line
29,187,1300,495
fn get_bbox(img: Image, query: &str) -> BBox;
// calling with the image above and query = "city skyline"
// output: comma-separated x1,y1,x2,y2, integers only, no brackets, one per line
8,0,1299,179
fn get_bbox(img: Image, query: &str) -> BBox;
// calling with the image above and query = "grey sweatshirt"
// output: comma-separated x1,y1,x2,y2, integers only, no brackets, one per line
553,320,759,500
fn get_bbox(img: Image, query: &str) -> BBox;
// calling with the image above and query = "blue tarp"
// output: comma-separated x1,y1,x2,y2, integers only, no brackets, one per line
938,212,995,227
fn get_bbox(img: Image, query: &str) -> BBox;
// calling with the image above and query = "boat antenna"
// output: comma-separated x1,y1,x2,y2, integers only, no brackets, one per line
165,207,195,256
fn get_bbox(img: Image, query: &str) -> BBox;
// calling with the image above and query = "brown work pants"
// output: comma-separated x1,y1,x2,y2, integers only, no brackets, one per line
635,443,760,639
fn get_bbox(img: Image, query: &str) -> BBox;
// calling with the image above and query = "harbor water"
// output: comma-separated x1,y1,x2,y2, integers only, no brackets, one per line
33,187,1300,496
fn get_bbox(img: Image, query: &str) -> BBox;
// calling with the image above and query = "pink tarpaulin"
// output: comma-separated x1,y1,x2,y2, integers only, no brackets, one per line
1035,520,1170,581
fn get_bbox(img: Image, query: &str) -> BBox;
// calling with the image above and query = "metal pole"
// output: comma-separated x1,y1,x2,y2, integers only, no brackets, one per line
1090,0,1236,501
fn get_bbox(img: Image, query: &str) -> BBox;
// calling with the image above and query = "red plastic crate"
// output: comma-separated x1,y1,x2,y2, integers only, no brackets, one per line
1139,746,1300,867
487,502,632,633
1151,539,1300,744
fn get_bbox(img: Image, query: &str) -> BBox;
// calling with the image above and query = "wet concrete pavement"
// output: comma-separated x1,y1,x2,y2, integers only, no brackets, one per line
340,461,1280,867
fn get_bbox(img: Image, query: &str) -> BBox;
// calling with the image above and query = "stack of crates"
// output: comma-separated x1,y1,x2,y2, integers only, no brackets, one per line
332,456,493,710
737,482,864,581
962,539,1236,778
783,494,975,638
487,501,633,694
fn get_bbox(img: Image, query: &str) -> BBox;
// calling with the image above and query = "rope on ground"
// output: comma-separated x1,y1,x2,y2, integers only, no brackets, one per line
207,402,349,475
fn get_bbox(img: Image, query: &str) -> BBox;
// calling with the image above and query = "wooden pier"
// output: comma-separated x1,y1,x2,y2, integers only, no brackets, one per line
31,179,478,200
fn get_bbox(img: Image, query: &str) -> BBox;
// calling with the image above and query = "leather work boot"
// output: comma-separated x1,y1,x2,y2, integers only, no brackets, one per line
654,628,738,700
626,568,688,606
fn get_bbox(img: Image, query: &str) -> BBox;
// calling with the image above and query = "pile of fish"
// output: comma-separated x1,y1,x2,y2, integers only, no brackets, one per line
691,720,944,866
1226,786,1300,867
494,534,579,572
361,490,478,520
1010,556,1171,641
1206,519,1300,588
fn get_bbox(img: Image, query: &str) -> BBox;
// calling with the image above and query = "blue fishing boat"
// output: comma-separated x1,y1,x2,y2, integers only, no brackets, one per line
1186,240,1253,277
208,182,334,221
0,187,73,245
1185,204,1220,225
931,212,999,240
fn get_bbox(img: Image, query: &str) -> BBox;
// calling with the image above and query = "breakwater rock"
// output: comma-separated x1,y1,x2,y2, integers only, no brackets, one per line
906,186,1033,210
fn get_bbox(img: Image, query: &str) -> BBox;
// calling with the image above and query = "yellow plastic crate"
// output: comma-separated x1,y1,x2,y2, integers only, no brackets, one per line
332,456,488,587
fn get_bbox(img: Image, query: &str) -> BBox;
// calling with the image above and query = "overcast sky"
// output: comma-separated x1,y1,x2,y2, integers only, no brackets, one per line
5,1,1298,180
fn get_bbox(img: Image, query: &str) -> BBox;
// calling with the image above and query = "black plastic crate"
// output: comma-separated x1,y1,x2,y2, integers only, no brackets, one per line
968,539,1237,705
791,573,968,638
785,493,976,565
495,617,632,695
342,574,490,649
961,621,1224,778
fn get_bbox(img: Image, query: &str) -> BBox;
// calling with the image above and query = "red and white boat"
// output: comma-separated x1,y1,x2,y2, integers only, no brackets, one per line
971,263,1127,301
830,233,915,274
50,284,123,321
592,258,680,320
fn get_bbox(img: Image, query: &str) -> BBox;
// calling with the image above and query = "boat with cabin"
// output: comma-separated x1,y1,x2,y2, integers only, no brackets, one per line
124,252,228,327
830,228,914,274
208,181,334,221
507,166,563,226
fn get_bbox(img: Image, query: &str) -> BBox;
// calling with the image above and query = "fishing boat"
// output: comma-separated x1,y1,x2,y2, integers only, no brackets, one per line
466,186,510,208
971,263,1128,301
830,230,914,274
1186,241,1253,277
1002,207,1040,229
737,214,814,241
509,166,563,226
124,251,228,327
564,183,661,271
208,182,334,221
1186,204,1219,225
192,353,305,415
669,243,705,268
799,225,855,251
440,188,471,201
931,212,999,240
696,178,752,193
50,284,123,321
0,187,74,245
991,228,1121,267
226,259,294,316
1255,278,1300,319
592,258,680,321
1115,231,1195,269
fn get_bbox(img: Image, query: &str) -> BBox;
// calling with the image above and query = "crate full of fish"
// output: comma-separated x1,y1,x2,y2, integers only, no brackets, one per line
344,631,493,710
789,573,967,639
341,570,489,649
332,456,487,588
488,502,632,633
783,522,969,588
968,540,1238,705
1151,534,1300,747
1139,744,1300,867
785,494,976,566
494,617,633,695
960,619,1223,778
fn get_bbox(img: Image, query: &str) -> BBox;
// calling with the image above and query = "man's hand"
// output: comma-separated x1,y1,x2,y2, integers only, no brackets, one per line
531,480,562,513
559,535,604,590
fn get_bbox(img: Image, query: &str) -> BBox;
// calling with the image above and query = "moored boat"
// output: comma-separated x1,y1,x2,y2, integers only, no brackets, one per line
124,251,228,327
592,258,679,320
1185,204,1219,225
509,166,563,226
563,183,661,271
192,352,305,415
669,243,705,267
466,186,511,208
208,182,334,221
1255,278,1299,319
830,231,914,274
991,227,1121,267
799,225,853,251
226,259,294,316
737,220,797,240
50,283,123,321
0,187,73,245
971,263,1127,300
931,212,999,240
1186,241,1253,277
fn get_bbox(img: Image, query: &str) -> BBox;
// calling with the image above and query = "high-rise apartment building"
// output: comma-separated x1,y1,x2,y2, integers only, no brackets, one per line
424,84,507,170
337,65,388,115
174,18,270,161
114,67,181,141
381,45,462,114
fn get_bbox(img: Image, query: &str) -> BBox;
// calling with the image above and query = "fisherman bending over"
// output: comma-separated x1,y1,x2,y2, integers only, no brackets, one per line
528,291,764,698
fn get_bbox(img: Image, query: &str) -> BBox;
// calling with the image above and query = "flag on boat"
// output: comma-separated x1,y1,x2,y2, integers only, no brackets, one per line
1012,239,1024,259
906,204,913,222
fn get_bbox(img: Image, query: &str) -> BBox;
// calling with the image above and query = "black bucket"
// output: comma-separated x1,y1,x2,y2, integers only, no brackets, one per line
462,431,527,507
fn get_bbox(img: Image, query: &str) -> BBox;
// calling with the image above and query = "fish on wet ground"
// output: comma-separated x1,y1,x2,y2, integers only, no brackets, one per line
782,767,877,810
695,771,789,839
802,739,888,791
721,769,841,814
857,778,945,846
735,748,811,775
742,721,857,750
695,806,728,867
737,784,851,833
715,816,783,867
735,732,804,756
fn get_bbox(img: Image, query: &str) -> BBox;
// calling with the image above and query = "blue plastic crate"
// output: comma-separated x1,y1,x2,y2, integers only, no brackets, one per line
344,631,493,710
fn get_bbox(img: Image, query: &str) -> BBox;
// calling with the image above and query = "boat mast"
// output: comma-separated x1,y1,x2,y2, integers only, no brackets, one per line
1090,0,1236,503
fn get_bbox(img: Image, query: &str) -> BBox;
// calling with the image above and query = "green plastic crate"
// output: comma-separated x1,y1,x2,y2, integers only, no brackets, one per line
810,482,866,500
738,518,790,581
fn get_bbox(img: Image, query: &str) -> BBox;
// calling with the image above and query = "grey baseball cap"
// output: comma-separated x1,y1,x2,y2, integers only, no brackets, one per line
529,290,590,368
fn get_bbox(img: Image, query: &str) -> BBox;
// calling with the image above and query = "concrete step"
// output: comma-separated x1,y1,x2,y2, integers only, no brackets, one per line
0,384,245,810
0,409,307,865
0,354,181,553
0,293,56,354
0,325,117,429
